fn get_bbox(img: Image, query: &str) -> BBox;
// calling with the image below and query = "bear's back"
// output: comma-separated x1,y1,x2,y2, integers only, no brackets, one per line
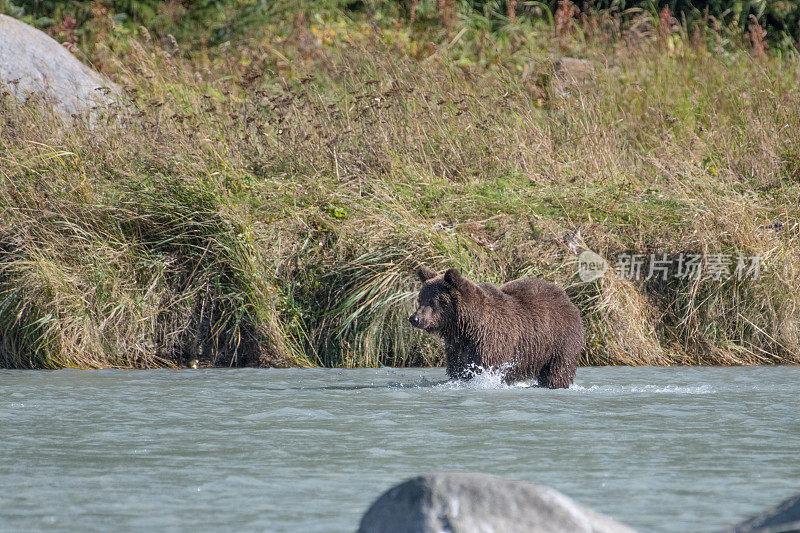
498,277,580,329
499,277,567,302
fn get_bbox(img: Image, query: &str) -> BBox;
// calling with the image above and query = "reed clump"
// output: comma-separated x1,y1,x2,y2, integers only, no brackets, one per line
0,6,798,368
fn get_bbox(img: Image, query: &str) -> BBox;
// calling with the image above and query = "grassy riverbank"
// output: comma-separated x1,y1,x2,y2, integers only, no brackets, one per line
1,5,798,368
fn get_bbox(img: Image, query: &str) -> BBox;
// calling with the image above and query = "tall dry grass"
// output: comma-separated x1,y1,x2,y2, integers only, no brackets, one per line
0,8,798,368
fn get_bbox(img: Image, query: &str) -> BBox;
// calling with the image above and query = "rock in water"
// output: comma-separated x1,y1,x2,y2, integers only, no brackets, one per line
358,472,638,533
0,14,116,118
720,492,800,533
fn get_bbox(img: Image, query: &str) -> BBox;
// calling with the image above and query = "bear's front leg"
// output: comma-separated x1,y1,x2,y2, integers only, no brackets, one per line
536,353,576,389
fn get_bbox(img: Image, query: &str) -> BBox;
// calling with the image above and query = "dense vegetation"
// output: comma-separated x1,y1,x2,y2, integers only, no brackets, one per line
0,1,798,368
5,1,800,47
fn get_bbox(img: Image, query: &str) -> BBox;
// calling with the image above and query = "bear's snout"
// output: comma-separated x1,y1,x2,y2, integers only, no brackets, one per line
409,310,430,329
410,310,435,331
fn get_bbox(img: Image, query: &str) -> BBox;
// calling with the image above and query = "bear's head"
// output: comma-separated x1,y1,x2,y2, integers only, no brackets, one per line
409,266,473,333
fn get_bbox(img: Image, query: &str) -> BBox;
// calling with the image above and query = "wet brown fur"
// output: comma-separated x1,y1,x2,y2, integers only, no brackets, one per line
410,267,584,388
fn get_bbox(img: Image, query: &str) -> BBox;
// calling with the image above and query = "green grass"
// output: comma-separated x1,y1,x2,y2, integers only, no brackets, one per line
0,7,798,368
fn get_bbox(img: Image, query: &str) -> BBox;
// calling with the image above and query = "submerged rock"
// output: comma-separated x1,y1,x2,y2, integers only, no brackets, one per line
358,472,637,533
0,14,116,118
720,492,800,533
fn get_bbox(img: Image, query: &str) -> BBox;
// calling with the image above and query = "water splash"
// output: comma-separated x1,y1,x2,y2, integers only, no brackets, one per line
386,366,525,390
571,383,716,394
432,365,536,390
391,369,716,394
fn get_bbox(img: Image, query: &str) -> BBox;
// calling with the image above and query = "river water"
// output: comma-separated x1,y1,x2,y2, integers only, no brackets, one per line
1,366,798,532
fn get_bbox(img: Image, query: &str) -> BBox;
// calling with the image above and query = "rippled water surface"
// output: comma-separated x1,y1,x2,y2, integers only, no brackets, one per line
1,367,799,532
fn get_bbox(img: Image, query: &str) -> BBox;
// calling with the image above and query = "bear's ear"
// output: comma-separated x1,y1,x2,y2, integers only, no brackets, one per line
417,266,437,283
444,268,470,292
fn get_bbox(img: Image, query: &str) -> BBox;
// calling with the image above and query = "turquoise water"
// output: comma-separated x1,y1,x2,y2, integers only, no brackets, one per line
1,366,799,532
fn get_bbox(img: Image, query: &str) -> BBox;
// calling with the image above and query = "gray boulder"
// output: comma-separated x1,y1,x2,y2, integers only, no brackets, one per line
358,473,637,533
720,493,800,533
0,14,116,117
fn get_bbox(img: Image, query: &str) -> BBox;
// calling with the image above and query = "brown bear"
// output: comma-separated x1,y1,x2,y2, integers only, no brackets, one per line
409,267,584,388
